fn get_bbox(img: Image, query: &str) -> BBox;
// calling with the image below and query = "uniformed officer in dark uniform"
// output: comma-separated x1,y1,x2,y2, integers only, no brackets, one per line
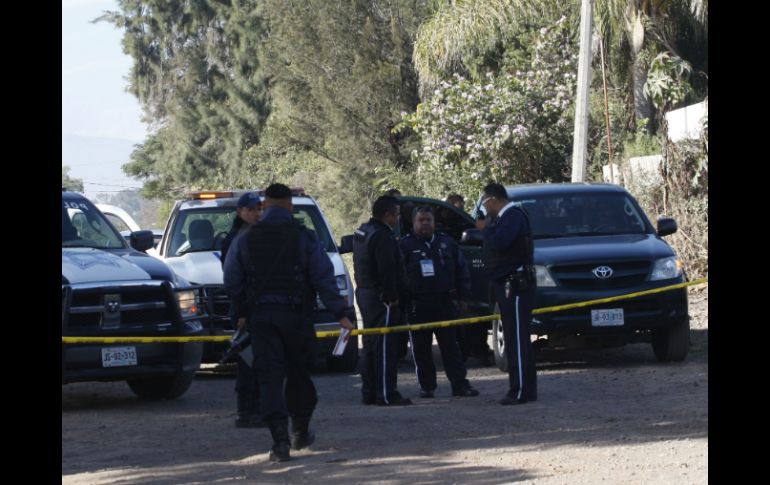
353,195,412,406
399,206,479,398
220,192,264,428
480,183,537,405
224,183,354,462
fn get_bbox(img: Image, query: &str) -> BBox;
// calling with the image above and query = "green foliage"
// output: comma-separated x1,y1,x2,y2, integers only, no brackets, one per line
620,126,662,160
62,165,84,193
399,16,577,199
644,52,693,111
100,1,270,198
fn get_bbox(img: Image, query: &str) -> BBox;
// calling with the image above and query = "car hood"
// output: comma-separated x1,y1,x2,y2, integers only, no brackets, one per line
534,234,675,265
62,248,174,284
163,250,349,286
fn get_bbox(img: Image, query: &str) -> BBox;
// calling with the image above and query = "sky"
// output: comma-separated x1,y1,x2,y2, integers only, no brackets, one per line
62,0,148,198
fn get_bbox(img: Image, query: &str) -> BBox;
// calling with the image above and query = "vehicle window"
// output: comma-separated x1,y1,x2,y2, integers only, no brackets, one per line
62,200,125,249
512,193,650,238
169,209,236,256
294,206,335,252
104,213,131,233
167,205,336,256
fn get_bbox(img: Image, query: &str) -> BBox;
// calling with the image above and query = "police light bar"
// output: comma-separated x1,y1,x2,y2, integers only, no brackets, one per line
187,191,235,200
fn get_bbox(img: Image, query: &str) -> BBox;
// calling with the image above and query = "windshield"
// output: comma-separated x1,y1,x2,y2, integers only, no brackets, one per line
167,204,336,257
475,192,651,239
514,193,651,239
62,199,126,249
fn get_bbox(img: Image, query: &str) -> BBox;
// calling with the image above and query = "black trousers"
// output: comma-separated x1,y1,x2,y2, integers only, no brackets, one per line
408,296,469,392
492,283,537,401
356,287,402,403
248,304,318,423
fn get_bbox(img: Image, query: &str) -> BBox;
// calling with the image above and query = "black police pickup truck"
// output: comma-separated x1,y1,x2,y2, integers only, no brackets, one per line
391,183,690,371
62,190,206,399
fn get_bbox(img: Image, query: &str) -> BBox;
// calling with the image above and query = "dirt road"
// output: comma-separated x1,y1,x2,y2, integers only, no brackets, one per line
62,288,707,484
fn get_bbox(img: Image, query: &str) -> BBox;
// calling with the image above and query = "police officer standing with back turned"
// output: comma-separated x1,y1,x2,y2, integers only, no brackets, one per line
480,182,537,405
399,206,479,399
223,183,354,462
353,195,412,406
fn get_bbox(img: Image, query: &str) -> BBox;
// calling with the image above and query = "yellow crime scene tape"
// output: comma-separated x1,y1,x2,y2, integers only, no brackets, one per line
62,277,707,344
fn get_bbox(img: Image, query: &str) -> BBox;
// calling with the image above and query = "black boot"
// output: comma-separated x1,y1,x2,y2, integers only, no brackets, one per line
235,391,265,428
290,415,316,450
267,419,291,462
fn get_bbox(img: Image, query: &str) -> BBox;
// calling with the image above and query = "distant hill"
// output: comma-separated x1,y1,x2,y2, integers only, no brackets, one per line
61,134,143,197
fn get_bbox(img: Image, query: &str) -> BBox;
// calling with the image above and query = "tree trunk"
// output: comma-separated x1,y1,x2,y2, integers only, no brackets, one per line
632,57,654,133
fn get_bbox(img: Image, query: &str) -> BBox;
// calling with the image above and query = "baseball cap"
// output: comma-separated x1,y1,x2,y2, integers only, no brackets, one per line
236,192,262,209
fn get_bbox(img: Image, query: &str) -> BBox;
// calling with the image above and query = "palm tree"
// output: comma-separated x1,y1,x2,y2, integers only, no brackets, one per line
414,0,707,133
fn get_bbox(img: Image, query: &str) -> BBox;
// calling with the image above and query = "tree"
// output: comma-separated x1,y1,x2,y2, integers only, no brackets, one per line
62,165,84,192
400,16,578,199
99,1,271,198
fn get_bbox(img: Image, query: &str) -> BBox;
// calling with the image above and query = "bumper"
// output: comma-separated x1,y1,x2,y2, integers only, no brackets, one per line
531,279,689,337
62,320,205,384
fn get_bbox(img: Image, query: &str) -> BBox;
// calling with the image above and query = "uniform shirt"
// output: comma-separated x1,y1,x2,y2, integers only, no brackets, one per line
399,232,470,300
356,218,406,303
482,201,531,282
223,205,347,320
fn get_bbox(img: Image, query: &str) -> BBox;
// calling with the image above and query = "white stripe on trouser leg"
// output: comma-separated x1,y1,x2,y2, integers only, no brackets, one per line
382,303,390,404
408,330,421,389
515,295,524,401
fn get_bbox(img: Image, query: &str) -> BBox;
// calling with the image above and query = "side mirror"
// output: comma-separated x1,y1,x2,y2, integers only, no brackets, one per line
338,234,354,254
657,217,678,237
130,230,155,252
461,228,484,246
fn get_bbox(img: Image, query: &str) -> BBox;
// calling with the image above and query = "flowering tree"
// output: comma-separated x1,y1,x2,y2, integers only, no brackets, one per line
398,17,578,200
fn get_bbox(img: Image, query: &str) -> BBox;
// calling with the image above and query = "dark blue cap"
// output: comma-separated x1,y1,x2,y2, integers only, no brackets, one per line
236,192,261,209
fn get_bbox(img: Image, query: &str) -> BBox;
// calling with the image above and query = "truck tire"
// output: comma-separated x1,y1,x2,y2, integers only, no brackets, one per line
127,371,196,400
327,336,359,372
491,303,509,372
651,317,690,362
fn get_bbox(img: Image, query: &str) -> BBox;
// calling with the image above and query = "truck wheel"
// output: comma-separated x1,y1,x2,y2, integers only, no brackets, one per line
327,336,359,372
492,303,509,372
651,317,690,362
127,371,195,400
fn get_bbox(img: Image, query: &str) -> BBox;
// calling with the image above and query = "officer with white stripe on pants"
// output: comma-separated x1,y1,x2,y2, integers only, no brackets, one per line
353,195,412,406
480,183,537,405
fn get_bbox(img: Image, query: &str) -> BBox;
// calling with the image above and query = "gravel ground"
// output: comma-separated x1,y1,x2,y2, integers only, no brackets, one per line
62,286,707,484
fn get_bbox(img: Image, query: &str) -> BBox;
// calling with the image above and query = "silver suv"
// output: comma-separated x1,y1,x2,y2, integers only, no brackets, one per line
154,189,359,371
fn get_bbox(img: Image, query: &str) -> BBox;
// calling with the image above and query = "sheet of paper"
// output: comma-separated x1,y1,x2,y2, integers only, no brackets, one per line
332,327,351,356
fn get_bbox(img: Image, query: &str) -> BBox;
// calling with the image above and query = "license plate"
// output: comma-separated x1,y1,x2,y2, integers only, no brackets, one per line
101,346,138,367
591,308,624,327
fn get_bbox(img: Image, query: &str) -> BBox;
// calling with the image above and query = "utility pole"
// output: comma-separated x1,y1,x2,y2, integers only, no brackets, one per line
571,0,594,182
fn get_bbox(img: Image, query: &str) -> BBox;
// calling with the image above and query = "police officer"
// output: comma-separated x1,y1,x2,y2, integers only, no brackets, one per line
480,183,537,405
220,192,263,428
223,183,354,462
353,195,412,406
399,206,479,398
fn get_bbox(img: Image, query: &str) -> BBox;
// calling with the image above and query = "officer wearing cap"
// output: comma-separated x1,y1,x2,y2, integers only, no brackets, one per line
481,182,537,405
223,183,353,462
221,192,263,428
353,195,412,406
399,205,479,398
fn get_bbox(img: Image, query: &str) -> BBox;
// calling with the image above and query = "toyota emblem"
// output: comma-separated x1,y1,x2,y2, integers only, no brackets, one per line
592,265,614,279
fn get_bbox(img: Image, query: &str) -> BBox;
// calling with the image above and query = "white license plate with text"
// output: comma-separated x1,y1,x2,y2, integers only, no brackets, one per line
591,308,624,327
101,346,138,367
